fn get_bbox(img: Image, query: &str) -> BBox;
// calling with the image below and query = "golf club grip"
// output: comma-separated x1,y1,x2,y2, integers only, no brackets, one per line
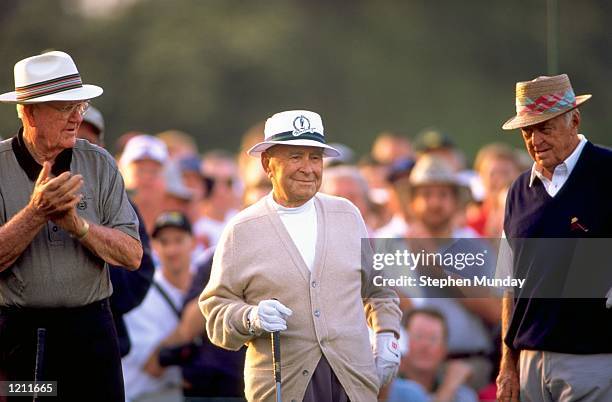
271,331,281,383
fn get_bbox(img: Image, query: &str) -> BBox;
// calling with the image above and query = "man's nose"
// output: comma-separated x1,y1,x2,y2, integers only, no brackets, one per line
299,159,315,174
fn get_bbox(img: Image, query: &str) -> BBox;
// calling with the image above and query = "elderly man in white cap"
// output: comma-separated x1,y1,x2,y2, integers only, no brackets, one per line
497,74,612,402
200,110,402,402
0,51,142,401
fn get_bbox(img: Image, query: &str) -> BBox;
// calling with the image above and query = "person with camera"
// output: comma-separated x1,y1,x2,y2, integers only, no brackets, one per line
121,212,194,402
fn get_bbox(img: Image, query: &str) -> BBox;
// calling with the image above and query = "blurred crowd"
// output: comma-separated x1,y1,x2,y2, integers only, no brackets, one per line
79,104,529,402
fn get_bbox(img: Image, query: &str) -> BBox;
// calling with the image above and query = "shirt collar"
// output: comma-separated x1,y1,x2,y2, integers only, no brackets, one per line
529,134,587,187
11,128,73,182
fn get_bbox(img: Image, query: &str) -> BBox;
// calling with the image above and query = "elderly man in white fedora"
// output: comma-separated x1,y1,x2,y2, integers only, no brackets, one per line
200,110,402,402
496,74,612,402
0,51,142,401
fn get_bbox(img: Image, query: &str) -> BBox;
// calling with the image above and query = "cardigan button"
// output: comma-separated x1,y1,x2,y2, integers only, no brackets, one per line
311,281,317,288
302,369,309,376
314,310,320,317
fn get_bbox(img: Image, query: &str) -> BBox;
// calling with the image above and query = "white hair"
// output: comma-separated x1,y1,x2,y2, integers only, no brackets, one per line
562,108,578,126
321,165,370,199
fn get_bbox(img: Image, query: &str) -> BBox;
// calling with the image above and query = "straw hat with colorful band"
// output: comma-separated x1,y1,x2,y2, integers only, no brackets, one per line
247,110,341,157
502,74,591,130
0,51,103,104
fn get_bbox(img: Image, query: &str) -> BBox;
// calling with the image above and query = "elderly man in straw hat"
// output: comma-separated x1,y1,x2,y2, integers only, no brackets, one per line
0,51,142,401
496,74,612,402
200,110,402,402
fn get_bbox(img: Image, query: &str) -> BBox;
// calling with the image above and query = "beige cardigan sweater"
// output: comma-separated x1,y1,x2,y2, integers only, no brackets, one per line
199,193,401,402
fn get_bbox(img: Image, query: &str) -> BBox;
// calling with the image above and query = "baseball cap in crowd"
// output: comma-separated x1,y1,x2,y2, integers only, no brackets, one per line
387,158,416,183
177,155,203,176
247,110,340,157
82,105,105,141
151,211,192,239
119,134,169,167
164,161,194,201
0,51,103,104
414,128,455,153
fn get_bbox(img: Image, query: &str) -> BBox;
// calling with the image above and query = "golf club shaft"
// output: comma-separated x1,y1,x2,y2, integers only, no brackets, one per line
271,331,281,402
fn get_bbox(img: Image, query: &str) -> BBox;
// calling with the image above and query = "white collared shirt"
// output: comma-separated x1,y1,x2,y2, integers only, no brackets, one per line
529,134,587,197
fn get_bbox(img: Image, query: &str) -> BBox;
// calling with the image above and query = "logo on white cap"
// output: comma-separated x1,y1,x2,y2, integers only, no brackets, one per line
292,115,312,137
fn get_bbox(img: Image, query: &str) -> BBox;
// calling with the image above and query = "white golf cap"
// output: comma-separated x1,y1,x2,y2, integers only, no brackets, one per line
247,110,340,157
0,51,103,104
119,135,168,167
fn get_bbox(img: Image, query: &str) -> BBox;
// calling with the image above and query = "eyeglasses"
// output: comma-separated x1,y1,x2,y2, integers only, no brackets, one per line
46,101,90,117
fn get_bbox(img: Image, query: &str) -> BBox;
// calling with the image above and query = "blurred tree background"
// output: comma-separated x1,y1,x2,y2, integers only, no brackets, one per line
1,0,611,161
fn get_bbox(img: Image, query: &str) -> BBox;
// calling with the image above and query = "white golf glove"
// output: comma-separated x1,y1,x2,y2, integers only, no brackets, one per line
606,287,612,309
248,299,293,335
373,332,401,386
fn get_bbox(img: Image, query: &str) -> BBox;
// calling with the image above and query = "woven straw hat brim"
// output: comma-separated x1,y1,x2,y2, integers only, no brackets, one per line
0,84,103,104
502,94,591,130
247,140,340,157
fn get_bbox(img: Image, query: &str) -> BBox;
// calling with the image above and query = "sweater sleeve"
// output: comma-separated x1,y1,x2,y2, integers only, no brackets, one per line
198,223,254,351
354,206,402,337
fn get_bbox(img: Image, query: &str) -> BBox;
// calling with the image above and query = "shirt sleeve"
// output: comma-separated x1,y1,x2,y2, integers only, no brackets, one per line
100,156,140,241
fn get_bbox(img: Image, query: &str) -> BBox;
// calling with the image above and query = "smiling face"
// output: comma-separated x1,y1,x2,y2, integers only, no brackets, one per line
520,110,580,177
262,145,323,207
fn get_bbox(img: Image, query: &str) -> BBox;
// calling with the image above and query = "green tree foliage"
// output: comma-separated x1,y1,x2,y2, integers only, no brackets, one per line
1,0,611,160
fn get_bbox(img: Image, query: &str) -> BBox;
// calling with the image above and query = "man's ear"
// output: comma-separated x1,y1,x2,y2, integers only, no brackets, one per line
261,152,271,174
571,108,581,129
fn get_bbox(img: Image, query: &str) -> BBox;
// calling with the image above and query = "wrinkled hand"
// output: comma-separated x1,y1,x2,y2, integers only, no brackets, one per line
496,361,520,402
248,300,293,335
29,162,83,218
51,205,86,237
373,332,400,386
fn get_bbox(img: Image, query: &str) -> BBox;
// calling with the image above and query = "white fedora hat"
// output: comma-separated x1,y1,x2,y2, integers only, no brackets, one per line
0,51,103,104
247,110,340,157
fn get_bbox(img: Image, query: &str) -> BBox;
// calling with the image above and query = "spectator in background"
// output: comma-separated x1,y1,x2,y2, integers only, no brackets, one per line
157,129,198,160
385,309,477,402
175,155,207,222
162,160,194,215
120,135,168,234
373,159,415,238
414,128,465,172
78,106,155,359
237,121,266,189
320,164,377,234
400,155,499,390
466,143,521,237
122,212,194,402
194,150,240,249
358,155,394,231
372,131,414,165
77,104,105,145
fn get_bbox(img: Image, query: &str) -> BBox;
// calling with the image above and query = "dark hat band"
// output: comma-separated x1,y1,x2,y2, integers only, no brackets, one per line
267,131,326,144
15,73,83,101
